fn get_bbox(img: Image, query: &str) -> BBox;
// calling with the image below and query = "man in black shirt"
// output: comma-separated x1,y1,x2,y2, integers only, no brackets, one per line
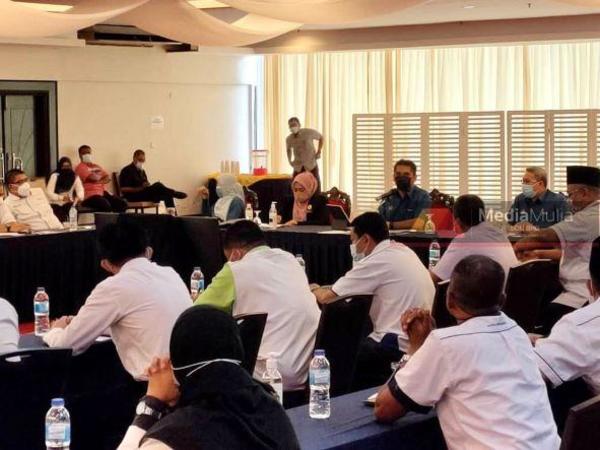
119,149,187,210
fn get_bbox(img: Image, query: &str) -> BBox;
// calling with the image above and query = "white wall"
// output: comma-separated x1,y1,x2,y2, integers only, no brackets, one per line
0,43,261,214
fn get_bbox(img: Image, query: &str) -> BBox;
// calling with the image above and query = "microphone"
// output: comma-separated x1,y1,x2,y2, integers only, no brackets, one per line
376,189,396,202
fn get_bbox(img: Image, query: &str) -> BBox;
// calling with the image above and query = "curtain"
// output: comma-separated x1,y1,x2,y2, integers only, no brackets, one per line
264,42,600,193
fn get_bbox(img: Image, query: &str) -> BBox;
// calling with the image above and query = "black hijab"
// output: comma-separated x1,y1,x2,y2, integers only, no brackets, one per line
54,157,76,194
142,306,300,450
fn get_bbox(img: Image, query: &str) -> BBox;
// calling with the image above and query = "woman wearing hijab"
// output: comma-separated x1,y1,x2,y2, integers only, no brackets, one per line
213,174,246,222
278,171,329,226
118,305,300,450
46,156,85,222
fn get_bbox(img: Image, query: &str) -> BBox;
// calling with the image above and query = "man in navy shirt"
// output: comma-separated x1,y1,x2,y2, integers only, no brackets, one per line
378,159,431,230
509,166,569,230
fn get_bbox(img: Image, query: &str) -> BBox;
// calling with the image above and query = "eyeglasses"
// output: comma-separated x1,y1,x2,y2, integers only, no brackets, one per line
11,177,29,185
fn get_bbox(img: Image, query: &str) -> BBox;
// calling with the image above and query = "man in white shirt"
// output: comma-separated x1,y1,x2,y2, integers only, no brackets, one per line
195,220,321,398
312,212,435,388
431,194,518,283
3,169,62,232
44,221,191,380
286,117,324,189
0,298,19,355
375,255,560,450
515,165,600,332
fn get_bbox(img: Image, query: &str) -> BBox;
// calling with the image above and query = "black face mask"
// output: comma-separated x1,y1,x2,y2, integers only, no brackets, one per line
395,175,411,192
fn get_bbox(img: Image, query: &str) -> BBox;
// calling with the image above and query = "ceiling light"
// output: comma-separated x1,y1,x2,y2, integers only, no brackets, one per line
189,0,229,8
19,2,72,12
463,4,476,9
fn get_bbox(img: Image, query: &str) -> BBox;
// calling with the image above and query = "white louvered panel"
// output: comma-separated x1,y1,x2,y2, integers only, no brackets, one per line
353,115,386,213
390,114,423,182
551,111,590,194
428,113,460,198
507,111,547,201
466,112,505,202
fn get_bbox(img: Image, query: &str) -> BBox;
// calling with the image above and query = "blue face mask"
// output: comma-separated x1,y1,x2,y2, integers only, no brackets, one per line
521,183,535,198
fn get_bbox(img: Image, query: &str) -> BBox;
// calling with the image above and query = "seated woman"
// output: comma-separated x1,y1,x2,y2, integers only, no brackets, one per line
118,305,300,450
278,171,329,226
46,157,84,222
213,174,246,222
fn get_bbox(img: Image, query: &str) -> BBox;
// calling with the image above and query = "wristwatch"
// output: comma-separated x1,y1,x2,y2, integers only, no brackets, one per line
135,396,167,420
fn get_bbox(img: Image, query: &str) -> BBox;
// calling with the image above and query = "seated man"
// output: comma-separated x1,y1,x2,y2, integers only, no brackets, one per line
75,144,127,213
375,255,560,450
378,159,431,230
0,298,18,355
0,195,29,233
312,212,435,388
119,149,187,213
509,166,569,230
2,169,62,232
44,221,191,380
515,165,600,331
195,221,321,397
118,306,300,450
431,194,518,283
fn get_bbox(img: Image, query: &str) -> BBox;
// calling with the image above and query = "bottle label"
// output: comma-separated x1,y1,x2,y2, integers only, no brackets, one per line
191,280,204,291
310,369,330,385
46,423,70,441
34,301,49,314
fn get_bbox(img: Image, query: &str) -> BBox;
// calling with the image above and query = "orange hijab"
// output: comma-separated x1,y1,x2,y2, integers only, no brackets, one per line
292,171,318,222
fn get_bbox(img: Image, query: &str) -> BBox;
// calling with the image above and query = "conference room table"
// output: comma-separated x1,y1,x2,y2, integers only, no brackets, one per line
287,388,446,450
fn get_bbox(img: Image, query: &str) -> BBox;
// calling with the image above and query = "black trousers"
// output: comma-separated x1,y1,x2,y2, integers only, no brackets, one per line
352,335,403,391
50,202,73,223
293,165,321,192
540,302,576,335
125,182,176,208
82,192,128,213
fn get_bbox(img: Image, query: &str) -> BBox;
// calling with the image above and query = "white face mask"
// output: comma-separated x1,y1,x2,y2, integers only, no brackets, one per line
135,161,144,170
521,183,535,198
17,182,31,198
290,126,300,134
350,238,366,263
82,154,92,164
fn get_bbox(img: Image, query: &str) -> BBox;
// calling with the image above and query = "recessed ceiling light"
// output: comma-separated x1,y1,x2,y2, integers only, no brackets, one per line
19,2,72,12
189,0,229,8
463,4,476,9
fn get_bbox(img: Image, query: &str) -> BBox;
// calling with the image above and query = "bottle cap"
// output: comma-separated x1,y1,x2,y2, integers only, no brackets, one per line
296,254,303,258
266,352,278,370
51,398,64,407
37,287,45,292
193,267,201,271
314,349,325,357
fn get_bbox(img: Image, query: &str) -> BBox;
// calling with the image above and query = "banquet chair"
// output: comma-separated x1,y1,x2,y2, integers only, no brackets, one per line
0,348,72,450
235,312,268,375
314,294,373,397
111,172,159,214
503,259,558,333
431,280,455,328
325,187,351,216
561,395,600,450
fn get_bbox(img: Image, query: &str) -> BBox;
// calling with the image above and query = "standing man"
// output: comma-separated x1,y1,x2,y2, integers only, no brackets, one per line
509,166,569,230
286,117,323,190
119,149,187,213
75,145,127,213
378,159,431,230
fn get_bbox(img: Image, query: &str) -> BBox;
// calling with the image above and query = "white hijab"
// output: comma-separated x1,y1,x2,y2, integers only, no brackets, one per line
214,174,245,221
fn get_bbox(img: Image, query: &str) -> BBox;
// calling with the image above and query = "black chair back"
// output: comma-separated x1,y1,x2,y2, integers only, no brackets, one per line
561,395,600,450
314,294,373,397
504,259,558,332
235,313,268,374
431,280,455,328
0,348,72,450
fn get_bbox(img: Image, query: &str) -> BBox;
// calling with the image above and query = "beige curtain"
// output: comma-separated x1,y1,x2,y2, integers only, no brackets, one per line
264,42,600,192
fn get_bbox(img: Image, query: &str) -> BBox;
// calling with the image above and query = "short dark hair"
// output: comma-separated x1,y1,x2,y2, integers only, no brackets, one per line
223,220,266,251
351,212,389,243
78,145,91,156
288,117,300,125
590,236,600,291
394,159,417,176
98,222,149,266
5,169,25,185
453,194,485,228
133,149,145,158
449,255,505,315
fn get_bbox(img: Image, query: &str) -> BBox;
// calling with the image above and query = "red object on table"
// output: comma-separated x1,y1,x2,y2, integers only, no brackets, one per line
431,207,454,232
19,322,34,334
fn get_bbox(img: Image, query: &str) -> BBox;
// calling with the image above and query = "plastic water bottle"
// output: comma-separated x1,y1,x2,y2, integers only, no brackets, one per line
262,352,283,405
68,205,78,231
309,349,331,419
190,267,204,300
269,202,278,226
296,254,306,272
34,287,50,336
429,240,441,270
245,203,253,221
45,398,71,449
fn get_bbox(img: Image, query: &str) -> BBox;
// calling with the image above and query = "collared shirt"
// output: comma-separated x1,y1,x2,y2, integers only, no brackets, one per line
43,258,192,380
119,163,149,189
46,173,85,206
195,246,321,391
0,298,18,355
535,299,600,394
3,190,62,231
432,222,518,282
509,190,569,228
332,240,435,349
286,128,322,171
390,313,560,450
75,162,109,199
378,186,431,222
551,200,600,308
